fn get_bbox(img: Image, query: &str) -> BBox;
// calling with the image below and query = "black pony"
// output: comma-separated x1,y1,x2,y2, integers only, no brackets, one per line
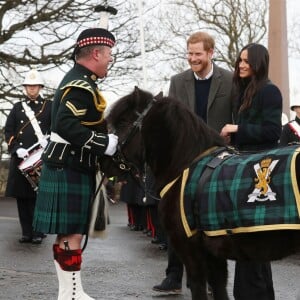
102,87,300,300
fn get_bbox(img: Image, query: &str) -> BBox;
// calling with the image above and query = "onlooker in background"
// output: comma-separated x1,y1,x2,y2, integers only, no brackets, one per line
279,101,300,146
145,166,167,250
5,69,51,244
153,31,235,295
221,43,282,300
119,174,145,231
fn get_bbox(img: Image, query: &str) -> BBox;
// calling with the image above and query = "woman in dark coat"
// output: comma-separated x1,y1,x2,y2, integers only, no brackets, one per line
221,43,282,300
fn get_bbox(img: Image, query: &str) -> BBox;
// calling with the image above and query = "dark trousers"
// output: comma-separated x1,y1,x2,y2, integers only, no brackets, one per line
165,239,184,283
165,244,274,298
16,197,41,238
149,204,167,242
234,261,275,300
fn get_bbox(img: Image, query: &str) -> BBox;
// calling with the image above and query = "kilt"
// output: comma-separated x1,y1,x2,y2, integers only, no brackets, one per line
33,165,94,234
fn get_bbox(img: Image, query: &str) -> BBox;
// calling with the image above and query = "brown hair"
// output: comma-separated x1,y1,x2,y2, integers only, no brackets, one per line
233,43,269,112
187,32,215,50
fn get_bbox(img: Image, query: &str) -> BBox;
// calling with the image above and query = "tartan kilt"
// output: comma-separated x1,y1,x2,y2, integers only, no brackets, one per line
33,165,94,234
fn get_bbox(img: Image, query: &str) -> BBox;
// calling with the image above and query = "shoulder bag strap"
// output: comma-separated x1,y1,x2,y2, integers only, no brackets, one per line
21,101,45,141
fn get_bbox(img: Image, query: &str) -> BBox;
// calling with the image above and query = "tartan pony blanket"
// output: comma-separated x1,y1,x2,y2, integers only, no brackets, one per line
161,145,300,237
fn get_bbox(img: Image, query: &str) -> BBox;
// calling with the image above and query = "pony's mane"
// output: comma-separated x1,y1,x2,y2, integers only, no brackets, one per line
106,87,226,183
106,87,153,127
142,94,225,179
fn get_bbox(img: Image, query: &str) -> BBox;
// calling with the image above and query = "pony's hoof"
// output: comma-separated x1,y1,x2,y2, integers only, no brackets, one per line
152,277,182,295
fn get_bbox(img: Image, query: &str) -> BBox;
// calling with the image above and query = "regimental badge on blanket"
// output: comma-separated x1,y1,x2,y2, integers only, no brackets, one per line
248,158,279,203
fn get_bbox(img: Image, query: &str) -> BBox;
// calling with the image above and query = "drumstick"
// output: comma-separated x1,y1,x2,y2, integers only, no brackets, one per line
26,141,41,152
26,134,50,152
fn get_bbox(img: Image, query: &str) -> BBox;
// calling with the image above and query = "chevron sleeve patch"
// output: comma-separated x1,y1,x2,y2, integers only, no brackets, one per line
65,101,87,116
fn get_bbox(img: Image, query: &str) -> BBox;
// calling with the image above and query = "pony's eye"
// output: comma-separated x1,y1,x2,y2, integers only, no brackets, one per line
120,121,130,128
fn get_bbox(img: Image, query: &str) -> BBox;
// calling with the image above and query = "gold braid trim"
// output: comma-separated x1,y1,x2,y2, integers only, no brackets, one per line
7,136,15,146
96,90,107,112
61,87,71,102
291,147,300,216
80,89,107,125
60,80,107,113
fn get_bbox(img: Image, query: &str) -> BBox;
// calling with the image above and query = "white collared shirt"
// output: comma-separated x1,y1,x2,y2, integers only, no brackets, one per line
194,63,214,80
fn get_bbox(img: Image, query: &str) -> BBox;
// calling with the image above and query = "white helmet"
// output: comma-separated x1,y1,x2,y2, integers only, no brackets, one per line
23,69,44,86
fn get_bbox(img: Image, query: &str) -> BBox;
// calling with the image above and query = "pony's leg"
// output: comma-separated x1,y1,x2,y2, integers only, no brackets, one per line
184,255,210,300
186,270,208,300
207,255,229,300
189,279,209,300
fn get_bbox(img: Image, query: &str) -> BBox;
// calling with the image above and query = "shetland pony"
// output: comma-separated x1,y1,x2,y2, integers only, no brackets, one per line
101,87,300,300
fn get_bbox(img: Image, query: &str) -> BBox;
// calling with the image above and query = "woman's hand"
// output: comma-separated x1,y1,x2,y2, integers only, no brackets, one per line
220,124,238,136
220,124,238,144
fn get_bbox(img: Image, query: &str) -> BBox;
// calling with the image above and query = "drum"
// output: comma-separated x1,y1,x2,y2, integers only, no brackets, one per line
18,147,44,191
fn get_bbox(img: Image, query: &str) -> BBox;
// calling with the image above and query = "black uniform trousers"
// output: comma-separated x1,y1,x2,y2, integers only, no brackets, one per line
234,261,274,300
165,239,184,283
16,196,41,238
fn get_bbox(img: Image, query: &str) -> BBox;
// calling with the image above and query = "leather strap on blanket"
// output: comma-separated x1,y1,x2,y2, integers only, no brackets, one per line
160,146,228,237
194,148,234,229
160,146,220,198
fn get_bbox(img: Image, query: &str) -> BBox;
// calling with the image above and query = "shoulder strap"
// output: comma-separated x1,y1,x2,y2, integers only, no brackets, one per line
21,101,45,141
288,121,300,137
60,79,106,114
60,80,96,97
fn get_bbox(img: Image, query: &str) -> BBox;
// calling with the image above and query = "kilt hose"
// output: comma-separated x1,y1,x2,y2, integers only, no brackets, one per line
33,164,94,234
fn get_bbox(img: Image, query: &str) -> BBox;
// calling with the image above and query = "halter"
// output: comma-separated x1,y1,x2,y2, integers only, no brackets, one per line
110,98,157,184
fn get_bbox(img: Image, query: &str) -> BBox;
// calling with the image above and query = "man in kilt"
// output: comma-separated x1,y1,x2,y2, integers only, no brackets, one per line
33,28,118,299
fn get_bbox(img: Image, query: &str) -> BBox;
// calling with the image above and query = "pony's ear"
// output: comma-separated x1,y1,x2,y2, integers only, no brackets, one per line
154,91,163,100
134,86,141,98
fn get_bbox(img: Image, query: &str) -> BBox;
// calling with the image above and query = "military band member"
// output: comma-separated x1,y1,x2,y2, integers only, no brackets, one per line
33,28,118,299
5,69,51,244
279,101,300,146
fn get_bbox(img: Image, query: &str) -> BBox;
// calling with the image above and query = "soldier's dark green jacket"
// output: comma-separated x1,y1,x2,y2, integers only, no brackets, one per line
43,63,109,173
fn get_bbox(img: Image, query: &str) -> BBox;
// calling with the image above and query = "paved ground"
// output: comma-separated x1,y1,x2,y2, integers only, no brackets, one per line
0,197,299,300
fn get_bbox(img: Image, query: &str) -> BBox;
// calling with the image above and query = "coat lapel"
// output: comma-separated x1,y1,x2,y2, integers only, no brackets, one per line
207,64,221,111
184,70,196,111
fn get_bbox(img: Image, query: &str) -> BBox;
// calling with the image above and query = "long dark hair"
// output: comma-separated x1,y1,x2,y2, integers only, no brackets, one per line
233,43,269,112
